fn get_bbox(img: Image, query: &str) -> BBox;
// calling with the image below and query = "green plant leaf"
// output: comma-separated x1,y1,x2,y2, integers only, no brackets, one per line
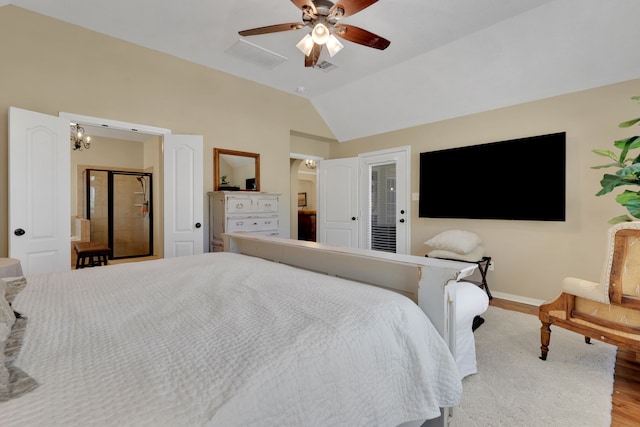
619,118,640,128
591,163,622,170
616,163,640,177
592,149,620,161
608,214,633,225
596,173,640,195
614,190,640,205
613,136,640,150
627,198,640,219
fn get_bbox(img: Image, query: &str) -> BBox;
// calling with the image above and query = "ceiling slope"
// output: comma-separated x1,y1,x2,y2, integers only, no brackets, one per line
7,0,640,142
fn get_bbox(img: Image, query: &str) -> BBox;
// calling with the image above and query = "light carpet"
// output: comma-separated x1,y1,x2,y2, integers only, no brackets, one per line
451,306,616,427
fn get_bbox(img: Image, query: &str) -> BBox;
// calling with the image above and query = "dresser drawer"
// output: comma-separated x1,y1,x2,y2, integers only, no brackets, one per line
226,215,279,233
225,195,279,214
256,196,278,213
225,196,254,214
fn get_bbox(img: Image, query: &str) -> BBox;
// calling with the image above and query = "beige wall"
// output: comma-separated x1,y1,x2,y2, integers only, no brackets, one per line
0,6,334,257
3,6,640,304
330,78,640,303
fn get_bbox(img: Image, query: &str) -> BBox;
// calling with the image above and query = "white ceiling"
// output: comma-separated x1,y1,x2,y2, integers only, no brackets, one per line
5,0,640,142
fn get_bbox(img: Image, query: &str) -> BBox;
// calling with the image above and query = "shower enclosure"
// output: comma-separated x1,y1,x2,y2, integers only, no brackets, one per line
84,169,153,259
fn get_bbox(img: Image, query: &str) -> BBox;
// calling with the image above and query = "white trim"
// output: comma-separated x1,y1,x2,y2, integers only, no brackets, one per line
59,112,171,135
490,290,545,307
290,152,323,161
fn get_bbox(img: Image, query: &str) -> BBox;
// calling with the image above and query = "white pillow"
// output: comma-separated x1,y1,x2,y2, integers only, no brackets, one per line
424,230,482,254
428,245,486,262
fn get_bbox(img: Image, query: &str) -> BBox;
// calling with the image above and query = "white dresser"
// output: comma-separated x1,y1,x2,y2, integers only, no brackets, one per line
208,191,280,252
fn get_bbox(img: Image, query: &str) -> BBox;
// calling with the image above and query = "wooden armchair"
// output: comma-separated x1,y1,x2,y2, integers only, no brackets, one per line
539,222,640,361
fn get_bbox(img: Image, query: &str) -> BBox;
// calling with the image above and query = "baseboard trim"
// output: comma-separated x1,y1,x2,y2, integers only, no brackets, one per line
490,291,546,307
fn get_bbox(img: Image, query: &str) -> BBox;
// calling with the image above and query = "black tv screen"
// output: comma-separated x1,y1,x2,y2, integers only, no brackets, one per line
419,132,566,221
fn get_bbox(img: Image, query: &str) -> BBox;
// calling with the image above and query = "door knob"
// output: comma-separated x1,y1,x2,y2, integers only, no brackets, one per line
399,219,405,223
351,217,357,221
400,210,405,214
14,228,26,236
195,223,202,228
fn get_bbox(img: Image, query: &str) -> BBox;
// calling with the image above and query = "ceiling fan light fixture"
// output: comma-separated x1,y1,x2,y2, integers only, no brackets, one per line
311,23,330,45
326,34,344,57
296,33,315,56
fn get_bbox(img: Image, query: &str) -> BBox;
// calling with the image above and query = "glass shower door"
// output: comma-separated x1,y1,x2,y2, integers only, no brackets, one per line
112,173,152,258
86,169,153,260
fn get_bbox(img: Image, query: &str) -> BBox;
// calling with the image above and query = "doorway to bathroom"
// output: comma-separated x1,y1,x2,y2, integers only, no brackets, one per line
84,169,153,260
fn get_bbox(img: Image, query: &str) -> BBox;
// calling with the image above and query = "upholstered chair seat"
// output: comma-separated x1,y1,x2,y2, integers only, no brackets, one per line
539,222,640,361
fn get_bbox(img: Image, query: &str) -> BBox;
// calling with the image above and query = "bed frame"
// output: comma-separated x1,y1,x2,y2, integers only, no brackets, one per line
223,233,477,427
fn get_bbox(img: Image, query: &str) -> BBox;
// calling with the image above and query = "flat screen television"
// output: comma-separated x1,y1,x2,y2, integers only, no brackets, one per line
419,132,566,221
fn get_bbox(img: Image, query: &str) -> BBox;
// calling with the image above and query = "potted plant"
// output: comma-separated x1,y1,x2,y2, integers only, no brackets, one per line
592,96,640,224
220,175,229,185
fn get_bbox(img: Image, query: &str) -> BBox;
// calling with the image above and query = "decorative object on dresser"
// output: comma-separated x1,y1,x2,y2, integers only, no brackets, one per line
213,148,260,191
208,191,280,252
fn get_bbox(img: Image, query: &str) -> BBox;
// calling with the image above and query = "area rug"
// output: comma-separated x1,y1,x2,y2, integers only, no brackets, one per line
451,306,616,427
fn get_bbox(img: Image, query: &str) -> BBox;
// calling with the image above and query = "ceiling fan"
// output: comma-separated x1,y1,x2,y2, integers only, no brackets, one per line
238,0,390,68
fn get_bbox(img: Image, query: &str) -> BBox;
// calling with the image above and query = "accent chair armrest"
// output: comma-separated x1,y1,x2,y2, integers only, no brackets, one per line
561,277,607,303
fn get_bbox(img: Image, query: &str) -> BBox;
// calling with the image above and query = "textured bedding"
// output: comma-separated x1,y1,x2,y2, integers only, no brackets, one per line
1,252,461,426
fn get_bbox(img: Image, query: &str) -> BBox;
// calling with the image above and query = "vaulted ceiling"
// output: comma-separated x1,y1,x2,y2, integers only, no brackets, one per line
4,0,640,141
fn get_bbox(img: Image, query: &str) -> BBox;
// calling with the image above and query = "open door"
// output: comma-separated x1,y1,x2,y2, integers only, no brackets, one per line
317,147,410,254
163,134,204,257
317,157,359,247
9,107,71,274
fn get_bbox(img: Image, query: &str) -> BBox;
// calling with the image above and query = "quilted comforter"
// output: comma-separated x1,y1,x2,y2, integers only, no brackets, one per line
1,252,461,426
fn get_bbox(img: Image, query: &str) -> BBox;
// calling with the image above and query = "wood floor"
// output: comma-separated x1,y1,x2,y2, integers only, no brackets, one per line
490,298,640,427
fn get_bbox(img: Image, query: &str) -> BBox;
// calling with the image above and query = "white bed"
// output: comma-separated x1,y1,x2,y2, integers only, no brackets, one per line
0,234,476,427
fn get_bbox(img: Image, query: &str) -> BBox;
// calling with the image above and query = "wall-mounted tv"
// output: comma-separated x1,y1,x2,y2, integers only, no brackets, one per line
419,132,566,221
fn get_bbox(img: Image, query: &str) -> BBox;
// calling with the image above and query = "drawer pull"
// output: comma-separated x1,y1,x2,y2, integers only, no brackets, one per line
265,221,271,225
236,221,244,226
264,203,271,207
235,203,245,209
252,222,258,225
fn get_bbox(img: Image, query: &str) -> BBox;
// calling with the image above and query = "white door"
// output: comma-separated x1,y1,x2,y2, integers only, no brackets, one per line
163,134,204,257
317,157,359,247
359,147,411,254
8,107,71,274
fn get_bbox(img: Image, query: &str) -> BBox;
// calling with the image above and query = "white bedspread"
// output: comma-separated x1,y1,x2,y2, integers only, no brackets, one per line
2,252,461,426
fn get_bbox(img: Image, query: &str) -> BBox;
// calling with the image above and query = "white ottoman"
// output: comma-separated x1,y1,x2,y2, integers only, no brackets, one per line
456,281,489,379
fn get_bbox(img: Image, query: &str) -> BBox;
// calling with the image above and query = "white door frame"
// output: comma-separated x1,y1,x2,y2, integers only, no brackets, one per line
358,146,411,254
290,152,323,239
59,112,171,136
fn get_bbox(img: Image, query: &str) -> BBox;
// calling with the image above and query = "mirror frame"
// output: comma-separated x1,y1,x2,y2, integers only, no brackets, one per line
214,148,260,191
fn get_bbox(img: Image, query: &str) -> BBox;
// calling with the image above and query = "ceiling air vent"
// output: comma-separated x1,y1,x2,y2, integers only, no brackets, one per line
314,60,337,72
225,39,287,70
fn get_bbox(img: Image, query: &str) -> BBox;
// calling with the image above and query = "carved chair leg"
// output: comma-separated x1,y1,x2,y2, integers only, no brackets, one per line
540,322,551,360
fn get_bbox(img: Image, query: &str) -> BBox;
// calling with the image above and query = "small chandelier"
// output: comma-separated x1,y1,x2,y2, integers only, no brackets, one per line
71,123,91,151
304,159,317,169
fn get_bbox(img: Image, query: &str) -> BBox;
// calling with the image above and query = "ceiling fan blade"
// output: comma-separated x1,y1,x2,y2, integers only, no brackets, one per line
333,24,390,50
239,23,304,37
305,43,322,67
330,0,378,18
291,0,317,15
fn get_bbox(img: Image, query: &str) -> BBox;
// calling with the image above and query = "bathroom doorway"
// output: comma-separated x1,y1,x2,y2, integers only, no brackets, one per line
84,169,153,259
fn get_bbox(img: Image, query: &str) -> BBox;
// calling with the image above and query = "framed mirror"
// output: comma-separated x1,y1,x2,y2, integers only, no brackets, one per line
214,148,260,191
